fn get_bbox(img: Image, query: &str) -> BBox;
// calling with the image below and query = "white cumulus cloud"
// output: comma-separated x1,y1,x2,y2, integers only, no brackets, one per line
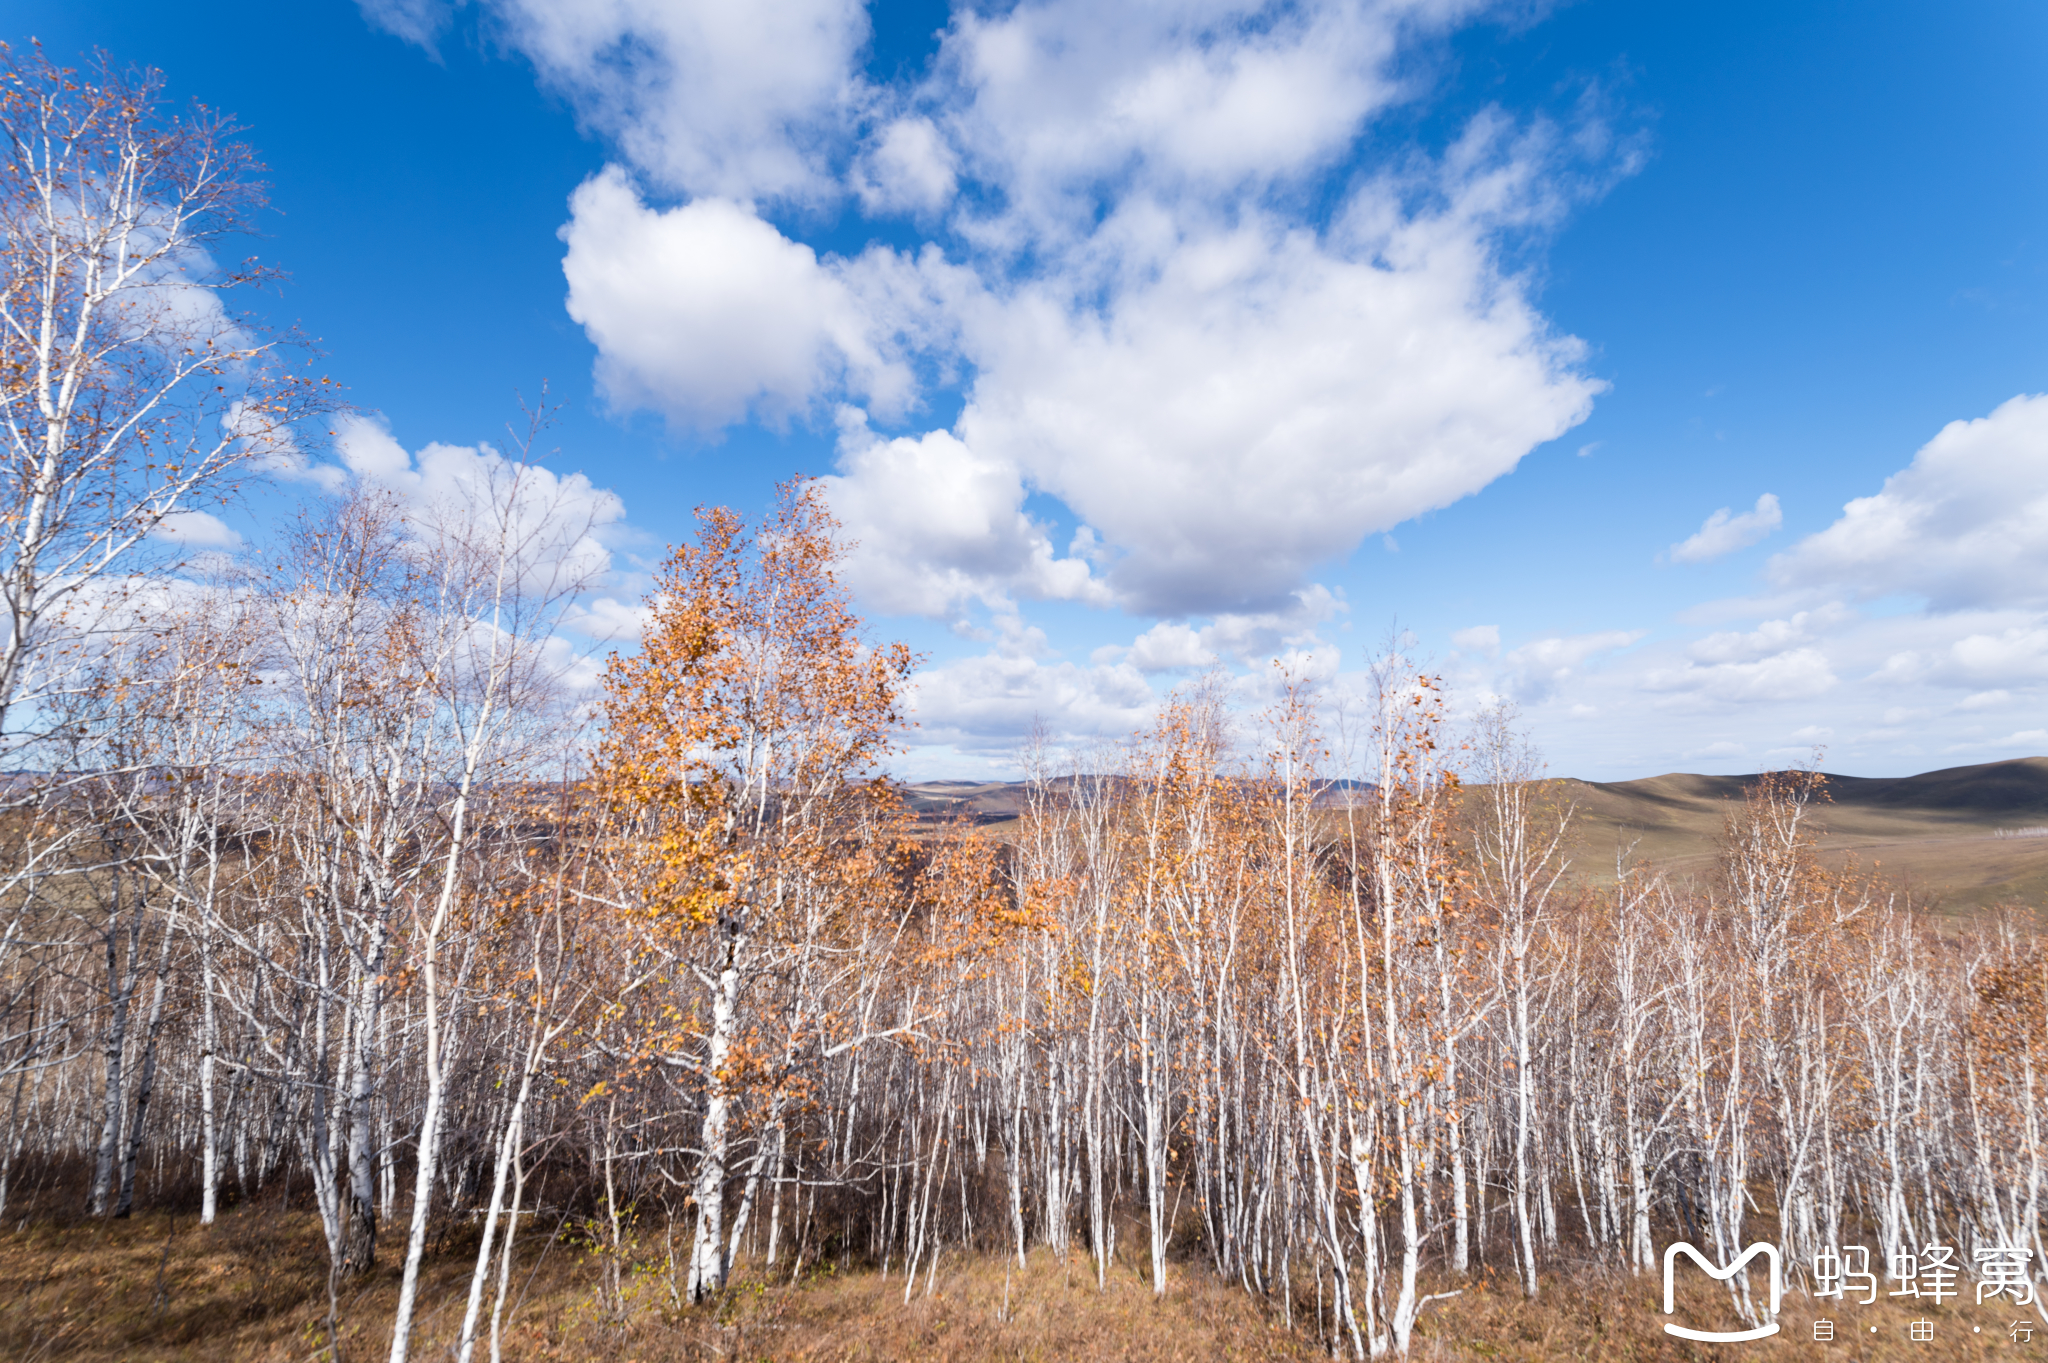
1501,629,1642,702
561,171,919,428
1126,621,1217,672
955,189,1602,613
332,415,627,595
152,510,243,549
854,117,958,216
1684,606,1850,665
936,0,1486,239
491,0,870,203
1875,622,2048,690
1643,646,1837,704
562,596,652,642
506,0,1623,618
1451,624,1500,655
820,411,1107,617
1771,393,2048,608
1123,585,1342,672
909,649,1158,753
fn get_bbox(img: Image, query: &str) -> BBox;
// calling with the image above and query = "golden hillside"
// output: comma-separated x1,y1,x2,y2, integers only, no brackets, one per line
1560,756,2048,909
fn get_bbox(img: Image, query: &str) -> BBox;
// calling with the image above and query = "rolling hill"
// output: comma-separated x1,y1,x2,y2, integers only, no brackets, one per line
1561,756,2048,909
903,757,2048,911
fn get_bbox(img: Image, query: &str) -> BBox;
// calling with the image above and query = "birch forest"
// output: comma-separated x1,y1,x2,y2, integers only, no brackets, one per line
4,42,2047,1363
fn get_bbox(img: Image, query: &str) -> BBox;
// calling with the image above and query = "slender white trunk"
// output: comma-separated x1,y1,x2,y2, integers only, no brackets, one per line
765,1124,789,1267
689,939,745,1300
198,912,220,1225
458,1050,536,1363
387,948,450,1363
1511,960,1538,1298
726,1117,780,1272
1141,1029,1168,1295
341,955,381,1273
489,1114,527,1363
90,881,140,1217
114,919,176,1217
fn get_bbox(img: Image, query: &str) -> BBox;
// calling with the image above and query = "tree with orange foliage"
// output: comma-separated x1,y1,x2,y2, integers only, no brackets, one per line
595,479,918,1301
1966,932,2048,1316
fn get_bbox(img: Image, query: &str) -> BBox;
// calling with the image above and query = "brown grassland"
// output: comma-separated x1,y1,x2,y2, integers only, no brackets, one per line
1560,756,2048,911
2,1195,2033,1362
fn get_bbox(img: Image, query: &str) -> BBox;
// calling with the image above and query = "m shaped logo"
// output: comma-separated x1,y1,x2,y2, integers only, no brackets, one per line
1662,1242,1783,1343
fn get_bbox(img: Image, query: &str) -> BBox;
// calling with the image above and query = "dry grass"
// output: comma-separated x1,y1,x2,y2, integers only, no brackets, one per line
1414,1261,2035,1361
2,1206,2037,1361
0,1204,1324,1361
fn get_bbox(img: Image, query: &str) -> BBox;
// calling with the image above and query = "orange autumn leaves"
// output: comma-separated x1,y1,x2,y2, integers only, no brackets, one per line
597,480,918,935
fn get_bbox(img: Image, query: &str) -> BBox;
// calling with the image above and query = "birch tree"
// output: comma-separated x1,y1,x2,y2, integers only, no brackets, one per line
1470,705,1570,1298
0,43,325,740
595,479,917,1301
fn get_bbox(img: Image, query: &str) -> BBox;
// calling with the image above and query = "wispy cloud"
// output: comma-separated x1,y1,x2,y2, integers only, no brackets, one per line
1668,493,1781,563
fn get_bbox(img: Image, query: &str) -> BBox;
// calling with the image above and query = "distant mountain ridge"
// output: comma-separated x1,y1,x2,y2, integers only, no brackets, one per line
1576,756,2048,823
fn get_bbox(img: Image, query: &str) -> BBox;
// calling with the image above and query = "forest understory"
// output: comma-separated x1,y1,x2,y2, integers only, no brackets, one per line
1,1189,2029,1363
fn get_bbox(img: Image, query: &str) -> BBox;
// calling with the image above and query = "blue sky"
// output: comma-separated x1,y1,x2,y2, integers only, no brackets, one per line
13,0,2048,780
